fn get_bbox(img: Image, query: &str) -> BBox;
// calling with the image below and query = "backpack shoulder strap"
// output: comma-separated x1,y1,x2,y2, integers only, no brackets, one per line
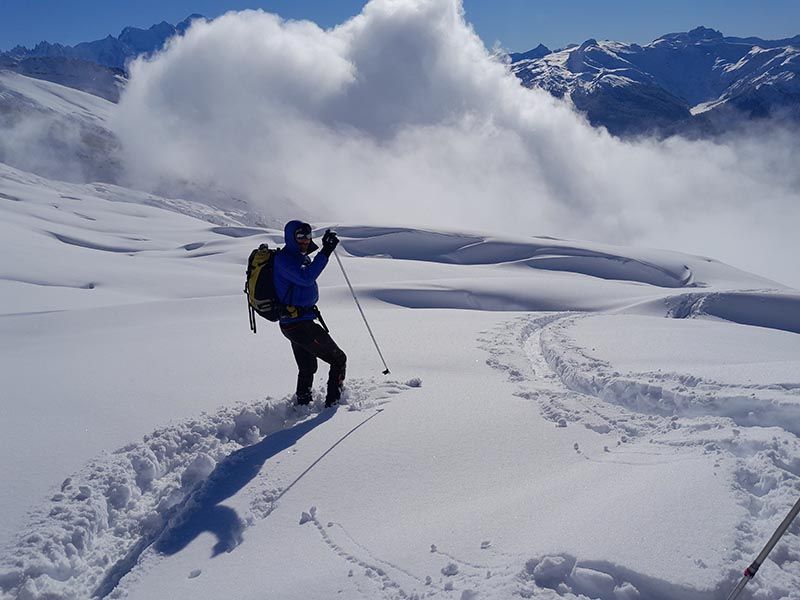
246,248,259,277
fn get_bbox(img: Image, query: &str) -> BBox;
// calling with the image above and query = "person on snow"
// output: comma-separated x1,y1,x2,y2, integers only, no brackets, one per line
274,220,346,407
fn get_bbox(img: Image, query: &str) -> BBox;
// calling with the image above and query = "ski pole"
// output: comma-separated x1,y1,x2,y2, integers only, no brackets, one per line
332,248,390,375
726,494,800,600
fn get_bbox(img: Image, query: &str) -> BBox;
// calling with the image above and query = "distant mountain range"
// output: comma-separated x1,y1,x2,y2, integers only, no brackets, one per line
509,26,800,136
3,15,203,70
1,20,798,136
0,15,204,101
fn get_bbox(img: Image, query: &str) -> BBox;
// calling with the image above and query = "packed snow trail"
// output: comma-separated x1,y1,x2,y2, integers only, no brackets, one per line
539,314,800,432
482,312,800,599
95,406,390,598
0,378,413,600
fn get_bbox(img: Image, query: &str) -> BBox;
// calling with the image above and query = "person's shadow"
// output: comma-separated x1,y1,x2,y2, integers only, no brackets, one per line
155,407,337,557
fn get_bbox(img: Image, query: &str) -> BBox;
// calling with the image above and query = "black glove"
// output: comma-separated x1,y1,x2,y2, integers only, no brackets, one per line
321,229,339,257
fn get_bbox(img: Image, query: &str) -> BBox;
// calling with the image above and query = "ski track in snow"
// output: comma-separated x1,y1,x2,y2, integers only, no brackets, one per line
0,378,418,600
479,312,800,600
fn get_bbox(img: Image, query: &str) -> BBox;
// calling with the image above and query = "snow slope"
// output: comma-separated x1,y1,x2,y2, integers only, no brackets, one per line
0,71,120,182
1,164,799,600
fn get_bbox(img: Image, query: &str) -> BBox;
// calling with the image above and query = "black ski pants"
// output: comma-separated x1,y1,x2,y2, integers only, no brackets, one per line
280,320,346,403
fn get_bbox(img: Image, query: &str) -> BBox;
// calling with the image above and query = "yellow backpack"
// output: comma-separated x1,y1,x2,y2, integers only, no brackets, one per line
244,244,280,332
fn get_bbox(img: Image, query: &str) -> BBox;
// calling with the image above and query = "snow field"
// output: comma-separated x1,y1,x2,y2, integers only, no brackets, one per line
2,163,800,599
513,313,800,599
114,309,752,600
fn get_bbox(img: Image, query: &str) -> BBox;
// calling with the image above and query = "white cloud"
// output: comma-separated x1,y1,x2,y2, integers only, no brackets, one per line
113,0,800,288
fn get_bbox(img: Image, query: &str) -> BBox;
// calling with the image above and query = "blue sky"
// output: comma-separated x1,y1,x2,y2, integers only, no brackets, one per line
1,0,799,52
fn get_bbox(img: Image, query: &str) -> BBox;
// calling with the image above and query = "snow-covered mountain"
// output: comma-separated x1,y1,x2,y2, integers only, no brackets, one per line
4,19,798,138
510,27,800,136
2,15,204,71
0,55,124,102
0,15,204,102
0,71,120,183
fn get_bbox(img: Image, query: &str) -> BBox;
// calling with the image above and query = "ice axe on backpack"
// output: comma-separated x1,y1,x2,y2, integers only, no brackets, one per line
329,230,390,375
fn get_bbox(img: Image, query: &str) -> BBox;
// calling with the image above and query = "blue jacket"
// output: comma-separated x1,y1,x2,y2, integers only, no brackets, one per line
273,220,329,324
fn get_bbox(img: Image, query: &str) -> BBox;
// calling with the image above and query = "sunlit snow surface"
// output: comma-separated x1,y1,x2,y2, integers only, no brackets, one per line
1,162,799,599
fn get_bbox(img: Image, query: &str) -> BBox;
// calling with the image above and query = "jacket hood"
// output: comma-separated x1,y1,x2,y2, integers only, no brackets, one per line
283,220,319,255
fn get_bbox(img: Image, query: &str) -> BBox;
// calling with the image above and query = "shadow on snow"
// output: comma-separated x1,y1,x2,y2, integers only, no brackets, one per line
93,407,336,598
156,407,337,556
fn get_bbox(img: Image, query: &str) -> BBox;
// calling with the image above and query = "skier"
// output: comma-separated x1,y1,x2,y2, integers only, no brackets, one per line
274,220,346,407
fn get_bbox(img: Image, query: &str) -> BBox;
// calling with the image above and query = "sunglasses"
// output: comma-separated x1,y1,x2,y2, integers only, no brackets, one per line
294,230,313,240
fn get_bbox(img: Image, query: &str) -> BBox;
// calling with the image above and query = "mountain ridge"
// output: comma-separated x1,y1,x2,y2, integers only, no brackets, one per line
2,14,205,70
0,15,204,103
509,26,800,136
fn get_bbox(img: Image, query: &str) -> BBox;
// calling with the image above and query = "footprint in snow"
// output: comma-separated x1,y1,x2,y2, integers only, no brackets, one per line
299,507,317,525
441,562,459,576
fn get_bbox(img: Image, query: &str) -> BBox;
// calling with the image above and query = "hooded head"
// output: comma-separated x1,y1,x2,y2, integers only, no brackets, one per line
283,220,319,255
